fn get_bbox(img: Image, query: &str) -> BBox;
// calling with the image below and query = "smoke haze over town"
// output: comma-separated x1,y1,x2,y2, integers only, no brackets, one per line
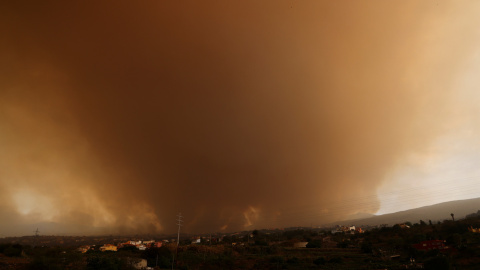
2,1,480,236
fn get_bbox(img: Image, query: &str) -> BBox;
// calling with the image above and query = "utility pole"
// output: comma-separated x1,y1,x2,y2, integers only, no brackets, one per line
33,228,40,247
174,212,183,269
176,213,183,247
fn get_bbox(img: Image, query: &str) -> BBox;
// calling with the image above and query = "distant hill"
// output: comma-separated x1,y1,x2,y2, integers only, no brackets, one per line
5,197,480,237
342,212,375,221
325,197,480,227
0,222,110,237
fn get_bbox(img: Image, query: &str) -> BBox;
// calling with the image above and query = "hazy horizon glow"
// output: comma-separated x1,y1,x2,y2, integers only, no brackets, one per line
1,1,480,237
377,40,480,215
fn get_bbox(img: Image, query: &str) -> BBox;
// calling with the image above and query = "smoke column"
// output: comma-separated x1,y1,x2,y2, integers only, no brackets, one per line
1,1,480,235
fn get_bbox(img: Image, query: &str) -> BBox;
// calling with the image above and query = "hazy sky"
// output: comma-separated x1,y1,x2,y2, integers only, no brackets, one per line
1,1,480,236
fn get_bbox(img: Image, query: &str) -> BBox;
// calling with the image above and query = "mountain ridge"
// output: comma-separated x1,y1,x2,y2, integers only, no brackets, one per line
325,197,480,227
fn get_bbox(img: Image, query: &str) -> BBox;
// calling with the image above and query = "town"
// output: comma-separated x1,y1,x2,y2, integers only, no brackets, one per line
2,210,480,269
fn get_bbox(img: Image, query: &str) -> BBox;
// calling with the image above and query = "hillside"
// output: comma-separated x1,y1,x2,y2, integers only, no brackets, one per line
328,197,480,227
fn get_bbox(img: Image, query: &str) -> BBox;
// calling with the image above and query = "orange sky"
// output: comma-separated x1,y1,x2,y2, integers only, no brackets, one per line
1,1,480,236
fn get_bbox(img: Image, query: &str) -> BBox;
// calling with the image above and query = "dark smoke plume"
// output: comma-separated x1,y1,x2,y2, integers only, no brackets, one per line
0,1,478,235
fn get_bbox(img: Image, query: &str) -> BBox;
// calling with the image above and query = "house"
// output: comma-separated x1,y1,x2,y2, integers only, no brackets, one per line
293,242,308,248
118,242,135,249
100,244,117,252
191,237,201,244
77,245,90,253
468,226,480,233
413,240,447,251
118,240,138,247
129,258,147,269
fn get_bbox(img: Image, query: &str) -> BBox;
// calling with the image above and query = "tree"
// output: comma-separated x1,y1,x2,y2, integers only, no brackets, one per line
143,246,172,268
451,213,455,221
329,257,343,264
86,255,127,270
313,257,326,265
3,245,22,257
306,240,322,248
361,241,373,253
254,239,268,246
26,256,50,270
448,233,462,248
337,241,349,248
424,256,452,270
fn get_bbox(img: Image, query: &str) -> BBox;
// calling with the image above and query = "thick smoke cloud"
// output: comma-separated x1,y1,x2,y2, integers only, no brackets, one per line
1,1,479,235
